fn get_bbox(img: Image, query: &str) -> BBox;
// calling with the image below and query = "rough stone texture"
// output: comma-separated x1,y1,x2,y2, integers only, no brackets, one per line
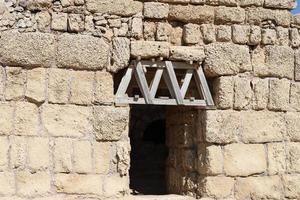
290,82,300,111
27,0,52,11
204,43,251,76
73,140,92,173
265,0,297,9
27,137,49,171
0,172,15,195
296,50,300,81
199,176,234,198
5,67,26,101
170,46,205,62
286,112,300,141
54,138,73,173
94,142,111,174
26,68,46,103
94,71,114,104
215,7,245,24
183,23,202,44
283,174,300,199
233,77,252,110
10,136,27,170
197,145,223,175
267,143,286,175
0,103,14,135
110,37,130,73
287,142,300,173
57,34,110,70
131,41,170,59
268,78,290,111
42,104,92,137
0,137,9,171
0,31,55,67
51,12,68,31
144,2,169,19
15,102,39,136
93,106,129,141
213,76,233,109
224,143,266,176
48,68,70,104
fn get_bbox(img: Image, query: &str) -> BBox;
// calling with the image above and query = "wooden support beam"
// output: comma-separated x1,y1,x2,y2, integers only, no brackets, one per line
180,69,194,98
150,68,163,98
116,66,134,98
134,61,153,104
195,66,214,106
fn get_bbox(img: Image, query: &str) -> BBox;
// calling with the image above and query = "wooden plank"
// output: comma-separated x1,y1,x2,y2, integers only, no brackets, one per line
134,61,153,104
195,66,214,106
150,68,163,98
180,69,194,98
165,61,184,105
115,66,134,98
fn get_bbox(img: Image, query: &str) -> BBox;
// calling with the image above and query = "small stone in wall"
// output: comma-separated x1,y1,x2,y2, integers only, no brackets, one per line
144,2,169,19
249,25,261,45
110,37,130,73
68,13,84,32
216,25,231,42
170,46,205,62
131,17,143,39
183,23,202,45
201,24,216,43
144,21,156,41
156,22,172,41
131,41,170,59
262,28,277,45
290,28,300,48
276,26,289,46
232,25,250,44
51,12,68,31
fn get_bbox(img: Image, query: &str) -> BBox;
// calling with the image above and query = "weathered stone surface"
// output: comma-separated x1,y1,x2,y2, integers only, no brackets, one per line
144,2,169,19
0,137,9,171
35,11,51,32
103,175,129,197
170,46,205,62
26,68,46,103
57,34,110,70
156,22,172,41
268,78,290,111
131,17,143,40
0,31,55,67
0,103,14,135
15,102,39,136
265,0,297,9
267,143,286,175
131,41,170,59
16,171,51,196
10,136,27,170
86,0,143,16
262,29,277,45
93,106,129,141
42,104,92,137
94,71,114,104
276,27,289,46
213,76,233,109
249,25,262,45
73,140,92,173
70,71,94,105
201,24,216,43
239,0,264,6
290,28,300,48
48,68,70,104
296,50,300,81
233,77,252,110
68,14,84,33
232,25,250,44
26,0,52,11
183,23,201,44
54,174,103,195
144,21,157,41
5,67,26,101
286,112,300,142
109,37,130,73
283,174,300,199
198,145,223,175
251,78,268,110
54,138,73,173
169,5,214,24
287,142,300,173
290,83,300,111
204,43,251,76
253,46,294,79
215,6,245,24
0,172,15,195
27,137,49,171
235,176,283,200
216,25,231,42
51,12,68,31
224,143,266,176
94,142,111,174
199,176,234,199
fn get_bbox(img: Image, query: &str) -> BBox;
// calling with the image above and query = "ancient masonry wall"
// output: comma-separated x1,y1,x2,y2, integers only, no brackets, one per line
0,0,299,199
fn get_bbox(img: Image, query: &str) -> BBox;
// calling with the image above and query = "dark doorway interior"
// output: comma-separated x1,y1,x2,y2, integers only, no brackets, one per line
129,105,168,195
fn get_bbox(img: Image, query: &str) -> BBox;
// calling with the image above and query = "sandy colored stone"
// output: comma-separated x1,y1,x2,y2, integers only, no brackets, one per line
0,172,15,195
276,27,289,46
109,37,130,73
268,78,290,111
15,102,39,136
249,25,261,45
201,24,216,43
51,12,68,31
290,83,300,111
35,11,51,32
170,26,183,45
215,6,245,24
233,77,252,110
267,143,286,175
156,22,172,41
169,5,214,24
235,176,283,200
197,145,223,175
115,141,131,176
290,28,300,48
287,142,300,173
296,50,300,81
183,23,201,44
199,176,234,198
54,138,73,173
42,104,92,137
224,143,266,176
170,46,205,62
283,174,300,199
265,0,297,9
54,174,103,195
204,43,251,76
5,67,26,100
0,31,55,67
131,17,143,40
94,106,129,141
0,137,9,171
94,142,111,174
48,68,70,104
26,0,52,11
86,0,143,16
103,175,129,197
16,171,51,196
94,71,114,104
131,41,170,59
239,0,263,6
57,34,110,70
0,103,14,135
0,66,4,99
262,29,277,45
232,25,250,44
28,137,49,171
216,25,231,42
144,2,169,19
144,21,157,41
213,76,233,109
26,68,46,103
70,71,94,105
251,78,268,110
73,140,92,173
68,14,84,33
10,136,27,170
285,112,300,141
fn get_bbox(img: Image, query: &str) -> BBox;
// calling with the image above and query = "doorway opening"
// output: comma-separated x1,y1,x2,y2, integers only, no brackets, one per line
129,105,168,195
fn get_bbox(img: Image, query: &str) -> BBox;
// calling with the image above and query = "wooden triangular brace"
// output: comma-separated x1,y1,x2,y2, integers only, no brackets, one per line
115,60,215,108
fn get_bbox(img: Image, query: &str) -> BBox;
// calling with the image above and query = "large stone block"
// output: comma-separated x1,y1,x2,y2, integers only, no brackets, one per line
15,102,39,136
86,0,142,16
267,143,286,175
239,0,264,6
48,68,70,104
213,76,233,109
283,174,300,199
73,140,92,173
5,67,26,101
93,106,129,141
0,172,15,195
103,175,129,197
296,50,300,81
183,23,202,44
57,34,110,70
144,2,169,19
170,46,205,62
169,5,214,24
94,142,111,174
26,68,46,103
251,78,268,110
287,142,300,173
0,137,8,171
42,104,92,137
16,171,51,196
197,145,223,175
265,0,297,9
235,176,283,200
199,176,234,199
26,0,52,11
268,78,290,111
28,137,49,171
290,82,300,111
0,103,14,135
0,31,55,67
215,6,245,24
233,77,252,110
94,71,114,104
224,143,266,176
204,43,251,76
285,112,300,141
54,174,103,195
109,37,130,73
10,136,27,170
131,41,170,59
54,138,73,173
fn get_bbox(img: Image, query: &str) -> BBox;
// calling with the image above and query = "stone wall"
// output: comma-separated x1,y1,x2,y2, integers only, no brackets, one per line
0,0,299,199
